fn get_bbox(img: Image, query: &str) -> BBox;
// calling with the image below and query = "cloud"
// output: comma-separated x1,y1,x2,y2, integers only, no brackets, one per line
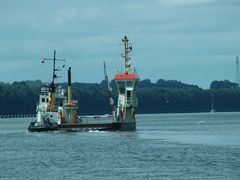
0,0,239,88
158,0,215,7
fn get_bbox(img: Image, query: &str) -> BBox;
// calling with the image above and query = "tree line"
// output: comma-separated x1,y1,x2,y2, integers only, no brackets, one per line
0,79,240,115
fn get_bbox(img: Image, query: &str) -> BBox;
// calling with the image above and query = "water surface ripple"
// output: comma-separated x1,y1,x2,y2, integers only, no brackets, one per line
0,112,240,179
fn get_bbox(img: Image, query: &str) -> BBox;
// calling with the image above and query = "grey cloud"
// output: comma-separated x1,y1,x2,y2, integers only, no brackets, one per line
0,0,239,88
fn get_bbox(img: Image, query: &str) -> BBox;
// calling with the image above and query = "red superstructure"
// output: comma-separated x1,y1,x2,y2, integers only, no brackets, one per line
114,73,138,80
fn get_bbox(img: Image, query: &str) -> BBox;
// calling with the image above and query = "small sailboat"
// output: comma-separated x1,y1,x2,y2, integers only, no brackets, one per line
210,91,216,113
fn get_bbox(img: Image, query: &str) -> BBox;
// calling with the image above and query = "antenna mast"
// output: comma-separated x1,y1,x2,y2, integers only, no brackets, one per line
53,50,56,84
43,50,66,86
122,36,132,73
236,55,239,87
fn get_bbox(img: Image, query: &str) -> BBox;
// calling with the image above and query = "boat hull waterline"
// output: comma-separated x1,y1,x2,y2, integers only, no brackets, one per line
28,122,123,132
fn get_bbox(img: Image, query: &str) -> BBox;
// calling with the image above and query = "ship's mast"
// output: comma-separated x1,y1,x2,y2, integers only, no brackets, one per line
53,50,56,84
43,50,65,112
211,92,214,110
236,55,239,87
43,50,66,87
122,36,132,73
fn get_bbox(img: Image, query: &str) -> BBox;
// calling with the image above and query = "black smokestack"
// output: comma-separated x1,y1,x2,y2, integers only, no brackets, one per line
68,67,71,86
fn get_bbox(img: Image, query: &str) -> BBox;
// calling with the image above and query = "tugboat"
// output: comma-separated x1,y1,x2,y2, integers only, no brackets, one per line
28,36,139,132
103,36,139,130
28,50,66,132
113,36,139,130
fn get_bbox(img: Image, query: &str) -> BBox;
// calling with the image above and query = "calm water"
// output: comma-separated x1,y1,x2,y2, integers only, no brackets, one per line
0,112,240,180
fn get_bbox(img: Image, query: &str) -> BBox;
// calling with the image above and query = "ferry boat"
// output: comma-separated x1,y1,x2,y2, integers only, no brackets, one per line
28,50,66,132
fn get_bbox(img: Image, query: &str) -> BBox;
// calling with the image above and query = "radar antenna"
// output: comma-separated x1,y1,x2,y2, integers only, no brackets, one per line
42,50,66,91
121,36,132,73
236,55,239,87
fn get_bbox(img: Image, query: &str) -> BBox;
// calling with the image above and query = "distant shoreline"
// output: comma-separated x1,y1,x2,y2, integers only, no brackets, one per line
1,80,240,115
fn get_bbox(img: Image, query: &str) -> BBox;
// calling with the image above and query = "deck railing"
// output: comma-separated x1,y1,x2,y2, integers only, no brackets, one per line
0,114,36,119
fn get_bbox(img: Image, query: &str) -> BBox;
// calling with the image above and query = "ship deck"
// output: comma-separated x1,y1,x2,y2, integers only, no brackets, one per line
59,122,121,131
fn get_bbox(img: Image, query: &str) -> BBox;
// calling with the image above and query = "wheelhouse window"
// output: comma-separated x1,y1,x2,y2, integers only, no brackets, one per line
127,81,134,88
116,81,125,94
127,90,131,100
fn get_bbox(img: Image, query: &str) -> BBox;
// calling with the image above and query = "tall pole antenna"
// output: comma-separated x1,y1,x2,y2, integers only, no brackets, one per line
236,55,239,87
43,50,66,87
53,50,56,84
122,36,132,73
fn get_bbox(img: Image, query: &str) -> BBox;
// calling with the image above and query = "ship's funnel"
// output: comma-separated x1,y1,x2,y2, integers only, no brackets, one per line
68,67,71,86
68,67,72,104
64,67,78,124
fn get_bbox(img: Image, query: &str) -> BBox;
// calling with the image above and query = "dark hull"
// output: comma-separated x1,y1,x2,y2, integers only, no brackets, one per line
28,126,58,132
28,121,135,132
28,122,58,132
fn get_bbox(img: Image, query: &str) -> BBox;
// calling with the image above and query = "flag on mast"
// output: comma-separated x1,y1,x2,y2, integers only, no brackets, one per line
40,59,45,65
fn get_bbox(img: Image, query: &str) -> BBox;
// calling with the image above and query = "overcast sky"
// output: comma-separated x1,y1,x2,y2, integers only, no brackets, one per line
0,0,240,88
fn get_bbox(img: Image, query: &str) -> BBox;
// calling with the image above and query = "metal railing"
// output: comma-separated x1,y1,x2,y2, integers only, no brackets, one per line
0,114,36,119
115,68,137,75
